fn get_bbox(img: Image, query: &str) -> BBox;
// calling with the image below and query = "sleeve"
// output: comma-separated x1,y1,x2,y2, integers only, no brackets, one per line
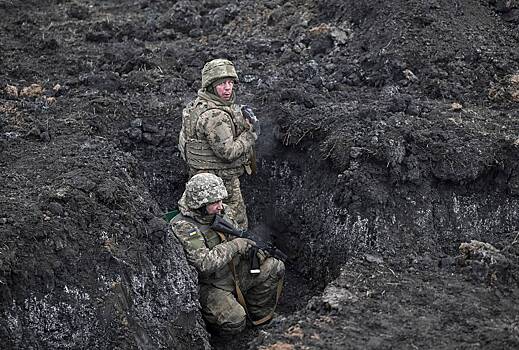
170,220,241,274
198,109,256,162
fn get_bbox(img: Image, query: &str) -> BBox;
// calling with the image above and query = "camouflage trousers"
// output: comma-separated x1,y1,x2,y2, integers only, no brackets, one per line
190,169,248,229
221,176,248,229
199,257,285,336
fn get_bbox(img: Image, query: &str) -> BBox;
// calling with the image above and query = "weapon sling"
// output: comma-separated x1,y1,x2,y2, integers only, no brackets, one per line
216,232,283,326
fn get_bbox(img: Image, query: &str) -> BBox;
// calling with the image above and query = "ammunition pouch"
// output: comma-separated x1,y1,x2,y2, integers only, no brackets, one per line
184,138,247,171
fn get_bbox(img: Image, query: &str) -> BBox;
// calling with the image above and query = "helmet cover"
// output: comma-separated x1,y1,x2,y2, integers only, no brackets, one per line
184,173,228,209
201,59,238,88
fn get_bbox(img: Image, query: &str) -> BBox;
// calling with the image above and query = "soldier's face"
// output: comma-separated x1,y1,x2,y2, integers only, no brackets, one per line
206,200,224,215
215,79,234,101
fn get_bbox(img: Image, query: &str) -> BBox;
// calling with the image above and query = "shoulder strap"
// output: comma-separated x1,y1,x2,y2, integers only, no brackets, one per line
171,213,211,233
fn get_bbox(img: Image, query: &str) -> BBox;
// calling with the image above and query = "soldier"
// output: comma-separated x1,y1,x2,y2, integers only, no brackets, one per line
178,58,260,229
170,173,284,336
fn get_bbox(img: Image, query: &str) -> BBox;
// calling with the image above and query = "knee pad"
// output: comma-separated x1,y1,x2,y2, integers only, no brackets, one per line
264,257,285,280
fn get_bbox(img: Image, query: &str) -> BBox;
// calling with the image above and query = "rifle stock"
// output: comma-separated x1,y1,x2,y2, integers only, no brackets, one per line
211,214,247,237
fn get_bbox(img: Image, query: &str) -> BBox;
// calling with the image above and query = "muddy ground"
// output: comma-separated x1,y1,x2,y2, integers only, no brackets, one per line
1,0,519,349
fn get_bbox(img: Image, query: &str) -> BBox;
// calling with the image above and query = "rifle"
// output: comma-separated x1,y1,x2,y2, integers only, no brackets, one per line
211,214,288,274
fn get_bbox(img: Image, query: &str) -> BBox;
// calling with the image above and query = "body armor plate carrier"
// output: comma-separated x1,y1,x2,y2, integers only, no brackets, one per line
178,98,246,170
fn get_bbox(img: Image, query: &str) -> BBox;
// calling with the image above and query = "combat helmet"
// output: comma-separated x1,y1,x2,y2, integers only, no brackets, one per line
184,173,228,209
201,59,238,88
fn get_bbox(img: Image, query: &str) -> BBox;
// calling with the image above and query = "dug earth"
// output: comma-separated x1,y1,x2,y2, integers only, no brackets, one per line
1,0,519,349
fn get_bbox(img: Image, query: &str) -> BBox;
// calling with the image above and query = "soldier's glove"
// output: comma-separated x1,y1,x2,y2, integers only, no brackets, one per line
232,238,256,255
237,229,249,238
241,105,261,137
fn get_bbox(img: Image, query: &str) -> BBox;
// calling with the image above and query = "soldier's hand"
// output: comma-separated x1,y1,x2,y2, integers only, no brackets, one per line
233,237,256,254
241,105,261,136
257,249,268,264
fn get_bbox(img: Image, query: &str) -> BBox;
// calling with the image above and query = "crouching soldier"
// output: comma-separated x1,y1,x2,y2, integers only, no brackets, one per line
170,173,284,336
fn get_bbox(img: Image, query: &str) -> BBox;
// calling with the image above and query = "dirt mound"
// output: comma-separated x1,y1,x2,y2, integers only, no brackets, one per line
0,120,207,348
251,238,519,349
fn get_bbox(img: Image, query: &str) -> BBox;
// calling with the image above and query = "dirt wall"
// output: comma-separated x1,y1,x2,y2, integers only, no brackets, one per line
0,134,209,349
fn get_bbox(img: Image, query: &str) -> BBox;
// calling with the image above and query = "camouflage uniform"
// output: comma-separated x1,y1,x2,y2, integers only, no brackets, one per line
178,59,257,229
170,173,284,336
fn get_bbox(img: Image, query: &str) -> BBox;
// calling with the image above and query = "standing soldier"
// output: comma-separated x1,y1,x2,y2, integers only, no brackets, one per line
178,58,260,229
170,173,284,336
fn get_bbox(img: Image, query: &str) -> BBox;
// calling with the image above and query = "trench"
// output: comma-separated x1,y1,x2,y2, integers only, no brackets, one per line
2,0,519,348
135,132,519,349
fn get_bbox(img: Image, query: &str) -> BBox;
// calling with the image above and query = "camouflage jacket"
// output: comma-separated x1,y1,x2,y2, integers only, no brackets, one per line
170,200,247,291
178,89,256,178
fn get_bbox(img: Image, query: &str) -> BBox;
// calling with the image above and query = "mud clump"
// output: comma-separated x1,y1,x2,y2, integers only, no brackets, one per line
456,239,518,285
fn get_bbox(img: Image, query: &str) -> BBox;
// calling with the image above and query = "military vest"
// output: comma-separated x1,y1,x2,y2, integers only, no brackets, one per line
171,213,222,249
178,97,248,171
171,213,235,290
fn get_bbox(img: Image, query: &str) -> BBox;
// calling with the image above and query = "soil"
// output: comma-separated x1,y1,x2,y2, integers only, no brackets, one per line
1,0,519,349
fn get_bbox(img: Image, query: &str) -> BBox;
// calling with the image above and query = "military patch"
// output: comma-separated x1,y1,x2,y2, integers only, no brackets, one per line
185,228,206,249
